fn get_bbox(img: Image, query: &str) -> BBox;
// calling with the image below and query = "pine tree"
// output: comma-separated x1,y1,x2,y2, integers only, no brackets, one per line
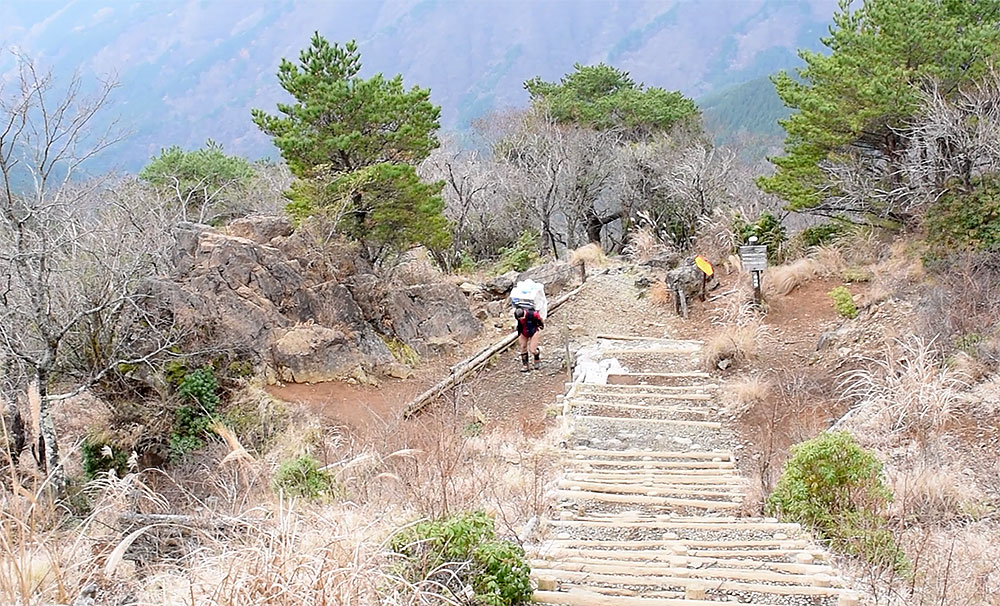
252,33,448,262
758,0,1000,217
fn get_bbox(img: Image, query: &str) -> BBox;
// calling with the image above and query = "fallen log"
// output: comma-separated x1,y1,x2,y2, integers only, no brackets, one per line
403,283,586,418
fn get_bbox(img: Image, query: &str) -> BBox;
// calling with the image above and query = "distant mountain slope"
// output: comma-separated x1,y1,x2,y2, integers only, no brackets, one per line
0,0,836,173
700,75,791,146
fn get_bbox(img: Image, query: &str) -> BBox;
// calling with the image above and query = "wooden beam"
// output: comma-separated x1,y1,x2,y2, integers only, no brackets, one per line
574,414,722,428
550,519,798,531
532,550,834,575
533,589,778,606
554,489,740,509
568,399,711,415
567,448,732,460
403,284,585,417
558,480,743,499
563,459,735,470
530,569,846,597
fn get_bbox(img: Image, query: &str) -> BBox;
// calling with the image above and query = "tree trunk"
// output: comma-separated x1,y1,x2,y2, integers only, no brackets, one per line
34,369,65,494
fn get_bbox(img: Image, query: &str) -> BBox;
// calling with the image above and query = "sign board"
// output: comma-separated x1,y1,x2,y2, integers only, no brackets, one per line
739,245,768,272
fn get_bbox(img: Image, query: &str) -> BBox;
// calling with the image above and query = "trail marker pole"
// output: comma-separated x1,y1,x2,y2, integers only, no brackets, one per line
739,237,767,306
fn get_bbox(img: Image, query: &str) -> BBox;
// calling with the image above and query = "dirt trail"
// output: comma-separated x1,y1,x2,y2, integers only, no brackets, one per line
529,336,860,605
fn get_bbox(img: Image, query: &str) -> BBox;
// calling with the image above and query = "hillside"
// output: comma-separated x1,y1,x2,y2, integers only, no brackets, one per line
0,0,837,172
700,75,790,151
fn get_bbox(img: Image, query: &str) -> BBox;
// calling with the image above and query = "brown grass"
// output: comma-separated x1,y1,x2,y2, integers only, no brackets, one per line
702,320,766,372
569,243,608,267
722,374,773,416
624,227,662,263
843,336,965,443
648,281,672,307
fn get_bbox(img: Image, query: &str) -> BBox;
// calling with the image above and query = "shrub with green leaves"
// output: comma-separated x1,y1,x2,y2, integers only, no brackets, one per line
272,455,340,501
391,511,532,606
767,432,908,573
80,432,130,480
829,285,858,319
925,178,1000,255
798,221,848,248
732,212,786,263
169,367,220,460
497,231,540,273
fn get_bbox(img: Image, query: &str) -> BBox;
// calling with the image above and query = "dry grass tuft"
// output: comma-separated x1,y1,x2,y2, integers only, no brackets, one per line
570,243,608,267
649,281,672,307
702,319,766,372
762,246,847,298
843,336,965,442
887,457,988,524
723,374,773,416
624,227,662,263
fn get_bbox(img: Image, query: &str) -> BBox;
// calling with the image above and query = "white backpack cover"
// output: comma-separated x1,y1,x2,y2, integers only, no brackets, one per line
510,279,548,320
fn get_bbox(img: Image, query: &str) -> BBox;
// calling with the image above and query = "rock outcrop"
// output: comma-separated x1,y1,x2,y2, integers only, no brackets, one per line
150,217,481,383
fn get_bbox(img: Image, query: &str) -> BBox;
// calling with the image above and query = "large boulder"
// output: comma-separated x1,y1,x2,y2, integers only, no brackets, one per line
384,283,481,355
270,325,370,384
228,215,293,245
481,271,518,299
517,261,578,295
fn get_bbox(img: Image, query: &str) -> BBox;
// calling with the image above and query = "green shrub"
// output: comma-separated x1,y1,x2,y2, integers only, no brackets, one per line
272,455,340,501
828,285,858,318
925,178,1000,255
80,432,130,480
169,367,220,460
840,267,873,283
497,231,540,273
767,432,908,573
955,332,985,355
798,221,848,248
385,337,421,366
732,212,786,263
391,511,532,606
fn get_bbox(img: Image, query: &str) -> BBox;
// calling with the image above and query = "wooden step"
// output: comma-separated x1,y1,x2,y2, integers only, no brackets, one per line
568,399,712,416
558,480,744,499
530,559,837,586
564,459,735,470
533,549,834,574
531,568,846,597
542,538,811,549
550,519,799,531
533,589,785,606
568,448,733,460
554,489,741,509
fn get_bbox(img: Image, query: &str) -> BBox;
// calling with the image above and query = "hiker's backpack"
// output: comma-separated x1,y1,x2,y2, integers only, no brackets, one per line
510,279,548,319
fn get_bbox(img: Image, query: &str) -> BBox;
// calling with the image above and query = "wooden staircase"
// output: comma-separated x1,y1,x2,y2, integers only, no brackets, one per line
530,337,860,606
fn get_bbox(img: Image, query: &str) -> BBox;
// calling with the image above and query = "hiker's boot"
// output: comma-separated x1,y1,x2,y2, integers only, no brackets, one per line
520,352,530,373
533,352,541,370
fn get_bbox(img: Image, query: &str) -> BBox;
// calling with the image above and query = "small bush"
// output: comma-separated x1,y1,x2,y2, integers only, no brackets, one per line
648,280,672,306
272,454,340,501
496,231,540,273
767,432,908,573
391,511,532,606
80,432,130,480
385,337,421,366
829,285,858,318
798,221,848,248
925,178,1000,255
840,267,873,283
170,367,220,460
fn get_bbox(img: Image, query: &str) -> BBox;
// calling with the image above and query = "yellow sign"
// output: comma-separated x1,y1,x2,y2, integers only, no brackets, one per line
694,255,714,277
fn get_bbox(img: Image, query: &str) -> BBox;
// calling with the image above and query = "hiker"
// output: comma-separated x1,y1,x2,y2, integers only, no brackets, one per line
514,306,544,372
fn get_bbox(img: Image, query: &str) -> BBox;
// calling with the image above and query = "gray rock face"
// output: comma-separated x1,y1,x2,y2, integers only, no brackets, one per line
154,222,479,383
517,261,578,295
227,215,293,244
482,271,518,299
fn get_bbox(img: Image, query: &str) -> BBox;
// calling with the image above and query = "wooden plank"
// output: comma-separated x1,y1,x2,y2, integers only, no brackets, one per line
543,538,810,549
531,569,845,597
609,371,710,379
572,391,713,401
602,347,702,355
568,448,732,460
558,480,743,499
532,550,834,574
533,589,777,606
403,284,585,418
574,415,722,429
563,459,735,470
529,559,831,585
582,383,718,392
568,399,711,415
564,474,742,486
578,383,714,393
550,519,799,531
554,489,740,509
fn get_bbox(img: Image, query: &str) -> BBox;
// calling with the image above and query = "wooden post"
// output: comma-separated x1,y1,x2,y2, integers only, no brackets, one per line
684,583,707,599
579,259,587,283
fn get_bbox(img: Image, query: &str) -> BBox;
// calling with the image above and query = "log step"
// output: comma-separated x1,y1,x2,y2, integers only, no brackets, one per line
531,568,846,597
554,490,742,509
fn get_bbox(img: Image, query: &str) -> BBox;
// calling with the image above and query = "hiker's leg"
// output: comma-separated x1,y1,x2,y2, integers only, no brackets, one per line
529,333,541,369
518,334,530,371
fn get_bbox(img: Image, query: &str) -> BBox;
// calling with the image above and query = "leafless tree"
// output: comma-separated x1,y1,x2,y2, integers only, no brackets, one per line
0,54,175,493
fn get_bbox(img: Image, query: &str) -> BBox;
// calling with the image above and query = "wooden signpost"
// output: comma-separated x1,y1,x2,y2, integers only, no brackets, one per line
739,237,767,305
